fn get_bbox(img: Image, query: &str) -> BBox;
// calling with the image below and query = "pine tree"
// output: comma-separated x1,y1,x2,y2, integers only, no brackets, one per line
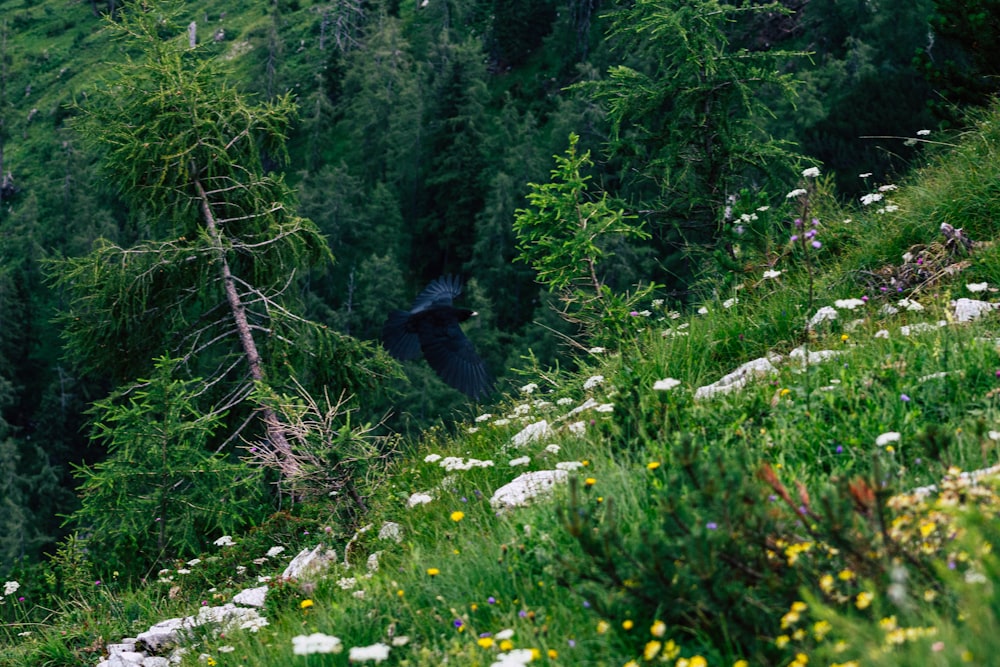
52,0,390,484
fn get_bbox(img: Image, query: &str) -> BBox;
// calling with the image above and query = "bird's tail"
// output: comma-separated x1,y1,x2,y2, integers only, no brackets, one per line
382,310,422,361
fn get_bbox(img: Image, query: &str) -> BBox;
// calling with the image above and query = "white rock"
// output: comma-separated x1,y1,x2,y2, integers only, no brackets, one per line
136,618,188,653
142,658,171,667
490,470,569,510
789,346,841,364
106,642,137,655
282,545,337,580
694,356,778,400
232,586,268,608
954,298,997,323
510,420,552,448
808,306,838,327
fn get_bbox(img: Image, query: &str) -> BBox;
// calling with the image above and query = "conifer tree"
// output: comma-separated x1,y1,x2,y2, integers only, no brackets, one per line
52,0,388,482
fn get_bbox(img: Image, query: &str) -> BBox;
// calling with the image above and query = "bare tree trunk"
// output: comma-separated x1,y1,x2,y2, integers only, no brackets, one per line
193,176,300,479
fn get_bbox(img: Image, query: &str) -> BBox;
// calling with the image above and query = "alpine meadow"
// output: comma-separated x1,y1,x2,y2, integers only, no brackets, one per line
4,1,1000,666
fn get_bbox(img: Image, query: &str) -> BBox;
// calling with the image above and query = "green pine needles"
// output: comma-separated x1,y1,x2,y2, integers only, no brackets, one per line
71,356,265,576
513,133,658,347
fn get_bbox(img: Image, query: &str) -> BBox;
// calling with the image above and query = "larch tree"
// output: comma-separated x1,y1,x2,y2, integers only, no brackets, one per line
52,0,387,487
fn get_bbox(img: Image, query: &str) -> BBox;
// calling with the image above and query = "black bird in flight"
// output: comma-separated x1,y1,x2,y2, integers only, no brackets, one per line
382,275,493,400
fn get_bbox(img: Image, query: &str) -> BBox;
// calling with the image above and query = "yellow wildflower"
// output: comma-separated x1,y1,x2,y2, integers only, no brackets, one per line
819,574,834,593
813,620,832,641
647,462,661,470
644,641,662,660
775,635,790,649
597,620,610,634
427,568,440,577
651,620,667,637
689,657,708,667
733,661,749,667
837,568,855,581
451,511,465,522
855,591,873,610
300,599,314,610
548,649,558,659
477,637,494,648
499,639,514,651
585,477,597,487
663,640,680,659
622,619,634,630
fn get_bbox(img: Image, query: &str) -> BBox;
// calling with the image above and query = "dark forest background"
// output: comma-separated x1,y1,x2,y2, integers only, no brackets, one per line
2,0,999,572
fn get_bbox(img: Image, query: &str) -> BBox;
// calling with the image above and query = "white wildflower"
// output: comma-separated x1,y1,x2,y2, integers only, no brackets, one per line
186,558,201,567
493,418,510,426
349,643,391,663
177,568,191,575
475,413,493,422
490,649,535,667
860,192,883,206
916,129,931,136
391,637,410,647
511,403,531,417
3,581,19,596
509,456,531,467
833,298,866,310
265,546,285,558
722,297,738,309
556,461,585,471
292,633,343,655
566,421,586,437
520,383,538,394
876,432,901,447
859,172,873,178
378,522,403,542
213,535,235,547
407,492,433,508
653,378,682,391
786,188,807,199
495,629,515,640
697,306,709,315
556,397,574,406
241,616,269,632
337,577,357,590
878,184,898,192
802,166,821,178
218,646,235,653
352,590,366,599
594,403,614,413
583,375,604,390
989,431,1000,441
588,346,606,354
967,282,989,293
762,269,782,279
545,443,561,453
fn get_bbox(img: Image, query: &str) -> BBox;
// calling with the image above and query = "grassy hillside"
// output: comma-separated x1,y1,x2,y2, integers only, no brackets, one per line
5,97,1000,666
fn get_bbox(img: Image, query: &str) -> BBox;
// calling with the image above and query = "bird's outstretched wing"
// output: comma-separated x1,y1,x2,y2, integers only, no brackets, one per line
410,274,462,312
417,319,493,400
382,309,422,361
